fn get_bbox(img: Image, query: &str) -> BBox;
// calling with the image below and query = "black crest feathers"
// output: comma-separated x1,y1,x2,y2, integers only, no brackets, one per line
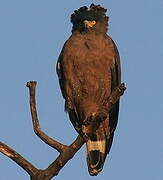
71,4,109,30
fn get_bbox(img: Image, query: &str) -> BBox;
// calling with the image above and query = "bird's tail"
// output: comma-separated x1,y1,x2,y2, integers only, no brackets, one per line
86,134,106,176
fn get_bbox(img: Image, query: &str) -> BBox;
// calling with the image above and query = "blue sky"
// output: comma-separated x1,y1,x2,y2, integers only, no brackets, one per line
0,0,162,179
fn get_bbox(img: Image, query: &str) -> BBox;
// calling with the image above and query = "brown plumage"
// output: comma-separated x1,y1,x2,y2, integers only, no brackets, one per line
56,4,121,176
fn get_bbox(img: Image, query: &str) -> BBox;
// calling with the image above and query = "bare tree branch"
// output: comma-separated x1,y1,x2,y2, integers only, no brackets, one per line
108,83,126,105
25,81,85,179
26,81,67,153
102,82,126,111
0,141,37,176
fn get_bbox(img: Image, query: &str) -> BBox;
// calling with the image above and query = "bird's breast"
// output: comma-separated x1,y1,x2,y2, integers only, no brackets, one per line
62,34,115,113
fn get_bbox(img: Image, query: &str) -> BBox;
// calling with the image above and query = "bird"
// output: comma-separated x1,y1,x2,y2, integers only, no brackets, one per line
56,4,121,176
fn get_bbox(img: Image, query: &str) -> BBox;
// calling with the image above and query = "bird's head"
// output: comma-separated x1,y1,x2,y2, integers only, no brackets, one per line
71,4,109,33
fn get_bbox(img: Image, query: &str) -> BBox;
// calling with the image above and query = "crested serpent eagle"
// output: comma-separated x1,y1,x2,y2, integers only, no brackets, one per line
56,4,121,176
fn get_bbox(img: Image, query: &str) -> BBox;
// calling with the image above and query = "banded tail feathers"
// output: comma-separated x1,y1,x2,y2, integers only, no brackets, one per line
86,136,106,176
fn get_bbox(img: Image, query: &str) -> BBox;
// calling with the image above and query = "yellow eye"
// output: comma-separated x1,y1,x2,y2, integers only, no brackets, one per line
92,20,96,25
